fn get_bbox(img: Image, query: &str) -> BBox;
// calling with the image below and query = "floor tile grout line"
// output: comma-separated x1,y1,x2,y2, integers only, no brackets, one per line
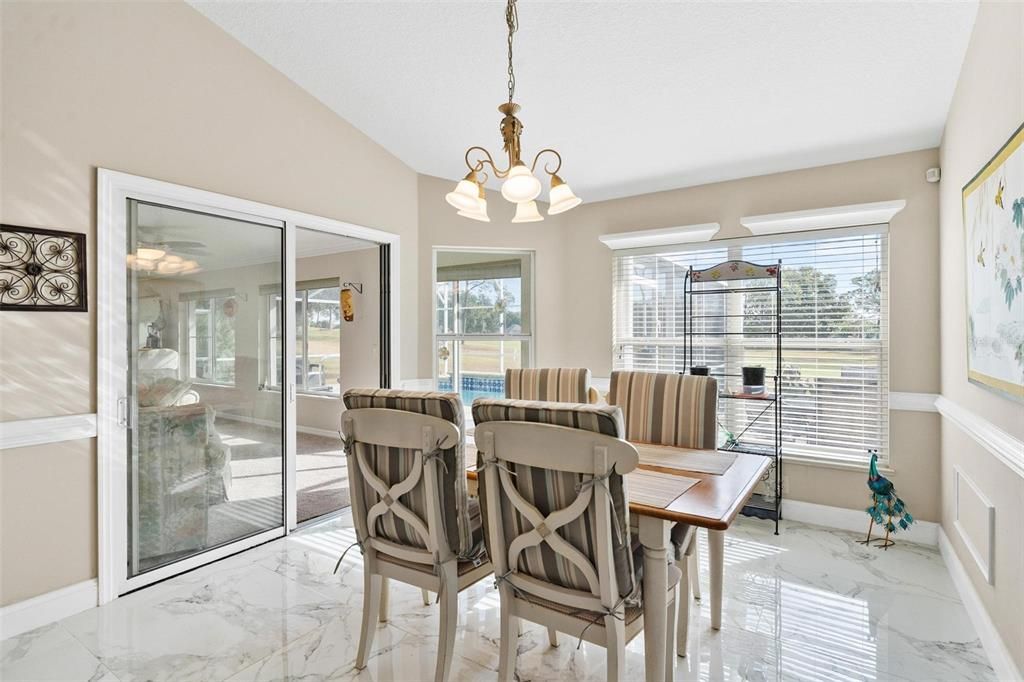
54,621,125,682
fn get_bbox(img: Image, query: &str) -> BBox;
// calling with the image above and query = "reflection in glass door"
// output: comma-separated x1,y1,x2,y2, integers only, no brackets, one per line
126,200,285,578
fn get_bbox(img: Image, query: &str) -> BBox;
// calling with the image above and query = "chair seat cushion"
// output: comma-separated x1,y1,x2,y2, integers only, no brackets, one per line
670,523,696,562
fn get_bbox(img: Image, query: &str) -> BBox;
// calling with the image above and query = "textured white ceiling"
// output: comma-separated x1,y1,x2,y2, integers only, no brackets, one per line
189,1,977,201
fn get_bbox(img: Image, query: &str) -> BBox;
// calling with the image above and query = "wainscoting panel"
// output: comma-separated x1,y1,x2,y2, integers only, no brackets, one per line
953,466,996,585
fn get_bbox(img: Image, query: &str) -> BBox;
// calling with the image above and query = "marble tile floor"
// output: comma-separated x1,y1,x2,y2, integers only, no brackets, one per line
1,511,995,681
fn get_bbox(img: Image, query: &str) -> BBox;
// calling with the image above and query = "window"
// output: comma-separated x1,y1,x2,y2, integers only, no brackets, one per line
264,279,342,395
434,251,533,403
612,227,889,465
182,292,236,385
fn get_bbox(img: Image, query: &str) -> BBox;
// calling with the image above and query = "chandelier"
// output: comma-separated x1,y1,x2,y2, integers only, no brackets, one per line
444,0,581,223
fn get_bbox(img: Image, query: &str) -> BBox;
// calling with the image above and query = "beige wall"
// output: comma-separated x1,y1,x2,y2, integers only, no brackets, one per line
938,1,1024,670
0,1,418,606
420,153,943,520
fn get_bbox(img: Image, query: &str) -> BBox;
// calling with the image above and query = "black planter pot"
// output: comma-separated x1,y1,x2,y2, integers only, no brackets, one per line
742,366,766,387
690,366,709,376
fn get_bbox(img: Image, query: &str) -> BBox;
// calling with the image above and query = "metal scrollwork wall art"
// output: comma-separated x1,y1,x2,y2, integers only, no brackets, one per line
0,224,87,312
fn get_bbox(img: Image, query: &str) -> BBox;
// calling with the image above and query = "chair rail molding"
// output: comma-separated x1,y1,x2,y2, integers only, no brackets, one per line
889,392,939,412
0,413,97,450
936,396,1024,479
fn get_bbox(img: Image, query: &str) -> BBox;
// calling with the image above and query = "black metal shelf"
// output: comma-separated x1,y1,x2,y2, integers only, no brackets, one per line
721,440,781,457
689,286,780,295
685,259,783,534
719,393,776,402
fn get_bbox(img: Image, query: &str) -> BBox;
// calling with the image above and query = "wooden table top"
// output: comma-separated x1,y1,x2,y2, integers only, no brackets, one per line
465,443,769,531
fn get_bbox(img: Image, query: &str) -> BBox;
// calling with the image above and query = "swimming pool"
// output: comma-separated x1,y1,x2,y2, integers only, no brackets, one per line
437,374,505,405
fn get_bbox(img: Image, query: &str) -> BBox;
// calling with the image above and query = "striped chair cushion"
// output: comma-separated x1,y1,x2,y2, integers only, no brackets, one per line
504,368,593,403
472,399,637,599
608,371,718,449
343,388,481,560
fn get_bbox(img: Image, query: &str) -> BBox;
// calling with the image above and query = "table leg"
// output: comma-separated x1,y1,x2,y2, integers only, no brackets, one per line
639,515,671,682
709,528,725,630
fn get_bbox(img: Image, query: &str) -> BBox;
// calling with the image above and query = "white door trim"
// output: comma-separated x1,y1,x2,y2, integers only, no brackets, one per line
96,169,400,603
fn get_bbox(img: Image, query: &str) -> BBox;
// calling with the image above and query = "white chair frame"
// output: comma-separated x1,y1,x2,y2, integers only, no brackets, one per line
476,421,679,682
343,408,492,682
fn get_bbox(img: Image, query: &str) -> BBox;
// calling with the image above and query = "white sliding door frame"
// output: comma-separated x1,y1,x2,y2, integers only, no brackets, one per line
97,169,400,603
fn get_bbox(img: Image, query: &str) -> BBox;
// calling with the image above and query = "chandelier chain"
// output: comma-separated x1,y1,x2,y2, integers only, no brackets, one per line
506,0,518,103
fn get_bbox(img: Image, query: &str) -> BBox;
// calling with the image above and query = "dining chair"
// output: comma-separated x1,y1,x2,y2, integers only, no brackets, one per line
606,370,719,655
505,367,600,404
473,398,680,681
342,388,491,682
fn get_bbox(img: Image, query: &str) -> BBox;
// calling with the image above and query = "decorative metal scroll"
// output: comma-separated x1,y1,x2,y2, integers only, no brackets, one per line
0,225,87,311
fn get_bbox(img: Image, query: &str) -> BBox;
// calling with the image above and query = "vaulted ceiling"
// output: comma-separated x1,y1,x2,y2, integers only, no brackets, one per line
190,1,977,201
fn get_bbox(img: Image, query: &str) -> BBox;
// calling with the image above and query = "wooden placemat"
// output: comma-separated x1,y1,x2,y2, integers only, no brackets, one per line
626,470,699,508
635,445,737,475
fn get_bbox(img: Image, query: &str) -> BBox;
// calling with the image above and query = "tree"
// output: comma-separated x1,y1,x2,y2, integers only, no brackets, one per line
460,280,519,334
840,269,881,338
744,266,856,337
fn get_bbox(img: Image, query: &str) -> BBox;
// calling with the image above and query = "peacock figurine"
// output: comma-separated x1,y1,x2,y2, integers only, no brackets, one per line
859,450,914,549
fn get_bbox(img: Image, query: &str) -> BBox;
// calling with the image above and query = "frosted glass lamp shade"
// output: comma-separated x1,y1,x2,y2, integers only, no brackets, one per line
548,180,582,215
136,247,166,261
511,200,543,223
501,163,542,203
445,177,481,212
157,260,185,274
458,197,490,222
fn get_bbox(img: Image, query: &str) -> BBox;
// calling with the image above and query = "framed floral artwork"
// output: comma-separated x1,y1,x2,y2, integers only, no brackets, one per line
962,122,1024,401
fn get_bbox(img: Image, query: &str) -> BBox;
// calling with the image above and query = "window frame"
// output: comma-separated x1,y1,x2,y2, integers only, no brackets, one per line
180,292,238,387
263,281,343,397
432,248,536,400
611,225,890,468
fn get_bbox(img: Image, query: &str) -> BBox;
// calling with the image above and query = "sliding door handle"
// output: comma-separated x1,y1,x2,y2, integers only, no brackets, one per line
116,397,131,428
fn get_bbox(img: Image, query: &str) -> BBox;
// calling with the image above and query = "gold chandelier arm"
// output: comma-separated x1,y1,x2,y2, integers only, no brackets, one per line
529,148,563,176
465,146,512,178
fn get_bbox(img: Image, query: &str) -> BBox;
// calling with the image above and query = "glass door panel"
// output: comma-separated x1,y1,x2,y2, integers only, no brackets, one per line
127,200,285,578
292,226,380,524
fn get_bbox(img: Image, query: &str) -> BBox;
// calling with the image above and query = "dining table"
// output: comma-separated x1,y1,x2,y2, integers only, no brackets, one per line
465,441,770,682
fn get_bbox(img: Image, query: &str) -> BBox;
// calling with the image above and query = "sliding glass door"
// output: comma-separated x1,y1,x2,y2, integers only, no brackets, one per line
126,200,286,579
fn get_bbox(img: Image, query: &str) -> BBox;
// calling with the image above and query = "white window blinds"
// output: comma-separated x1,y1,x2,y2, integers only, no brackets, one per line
612,226,889,465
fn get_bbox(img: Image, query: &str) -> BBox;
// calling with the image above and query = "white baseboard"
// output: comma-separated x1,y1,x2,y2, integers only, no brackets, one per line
0,579,97,640
781,498,938,546
217,412,339,440
297,424,341,439
938,527,1023,682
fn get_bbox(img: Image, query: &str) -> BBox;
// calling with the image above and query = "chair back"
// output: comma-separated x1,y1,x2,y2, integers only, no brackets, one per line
342,389,478,564
473,399,638,612
608,371,718,448
505,368,595,403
